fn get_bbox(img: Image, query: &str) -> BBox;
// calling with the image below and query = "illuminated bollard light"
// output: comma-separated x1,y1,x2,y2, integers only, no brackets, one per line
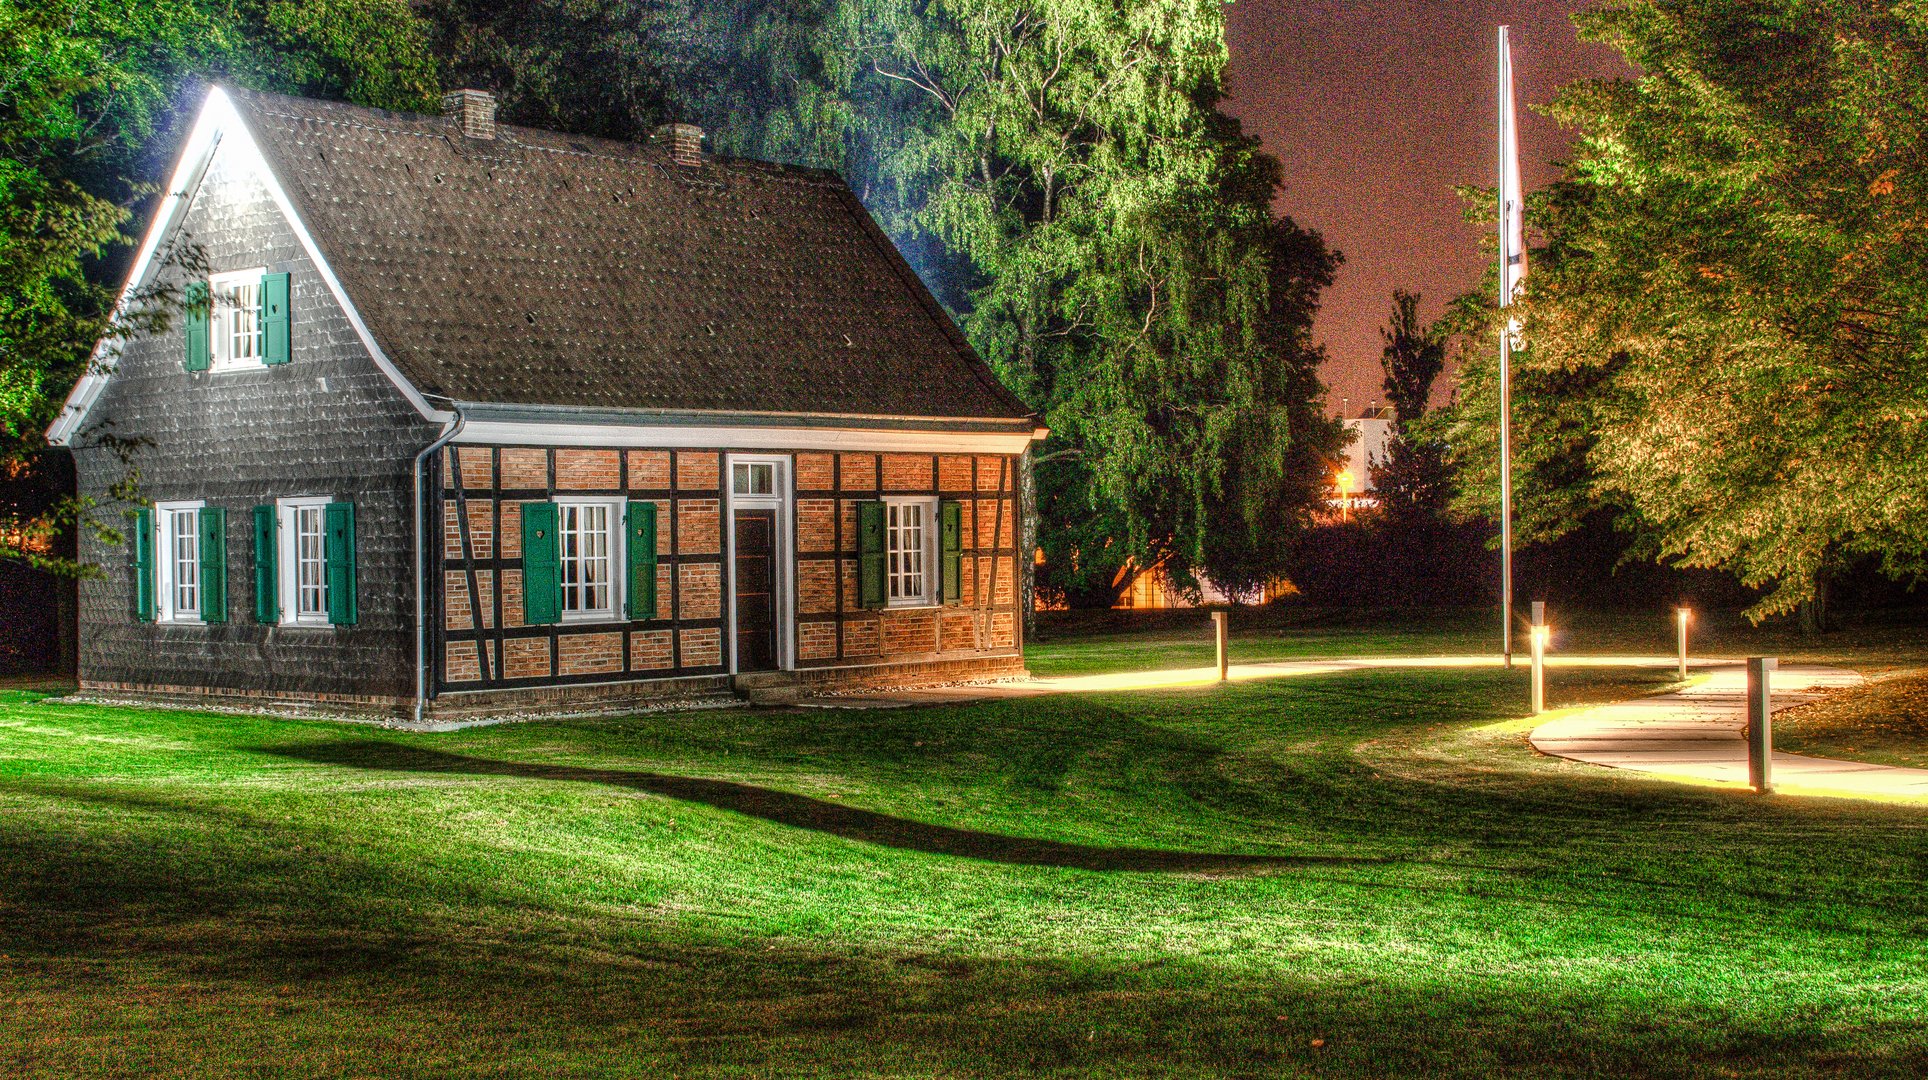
1529,624,1549,715
1747,656,1777,794
1676,606,1692,681
1213,610,1229,682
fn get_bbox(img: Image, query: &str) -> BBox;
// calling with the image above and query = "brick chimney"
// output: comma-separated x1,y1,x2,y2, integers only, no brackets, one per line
653,123,705,166
442,89,496,140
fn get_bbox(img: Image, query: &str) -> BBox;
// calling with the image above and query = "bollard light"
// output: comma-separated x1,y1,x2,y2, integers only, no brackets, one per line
1675,606,1692,681
1529,624,1550,715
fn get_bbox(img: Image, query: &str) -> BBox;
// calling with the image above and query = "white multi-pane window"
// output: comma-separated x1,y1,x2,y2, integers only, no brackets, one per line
210,267,266,370
154,501,204,622
277,496,333,625
886,498,936,606
294,504,327,618
557,499,622,621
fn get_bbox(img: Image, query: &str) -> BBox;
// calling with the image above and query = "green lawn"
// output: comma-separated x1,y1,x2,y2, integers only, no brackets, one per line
1777,672,1928,770
1026,605,1928,677
5,659,1928,1077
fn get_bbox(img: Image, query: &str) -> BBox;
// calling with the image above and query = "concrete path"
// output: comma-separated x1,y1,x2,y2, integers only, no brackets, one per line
1530,663,1928,801
802,654,1710,708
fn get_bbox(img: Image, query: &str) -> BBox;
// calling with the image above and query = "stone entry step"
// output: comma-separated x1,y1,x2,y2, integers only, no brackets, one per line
732,671,803,706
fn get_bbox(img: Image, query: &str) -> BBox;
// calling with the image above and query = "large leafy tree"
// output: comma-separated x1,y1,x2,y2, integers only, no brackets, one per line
1447,0,1928,621
0,0,438,569
803,0,1341,605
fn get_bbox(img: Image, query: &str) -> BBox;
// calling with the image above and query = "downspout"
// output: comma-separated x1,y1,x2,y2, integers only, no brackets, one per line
413,401,467,726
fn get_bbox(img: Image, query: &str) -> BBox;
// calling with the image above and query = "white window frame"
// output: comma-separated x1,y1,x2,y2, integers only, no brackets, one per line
154,500,205,624
884,496,939,609
277,496,333,627
554,496,626,625
209,266,267,372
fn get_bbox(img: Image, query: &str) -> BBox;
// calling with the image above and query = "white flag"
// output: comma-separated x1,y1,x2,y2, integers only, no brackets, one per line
1498,26,1527,306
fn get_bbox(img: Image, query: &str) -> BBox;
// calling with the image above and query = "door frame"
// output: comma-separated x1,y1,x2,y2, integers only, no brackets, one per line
723,453,794,674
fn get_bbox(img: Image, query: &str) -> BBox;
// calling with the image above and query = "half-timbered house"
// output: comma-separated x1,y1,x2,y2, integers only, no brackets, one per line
48,86,1043,722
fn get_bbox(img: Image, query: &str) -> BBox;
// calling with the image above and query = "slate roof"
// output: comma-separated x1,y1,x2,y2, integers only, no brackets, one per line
226,89,1036,424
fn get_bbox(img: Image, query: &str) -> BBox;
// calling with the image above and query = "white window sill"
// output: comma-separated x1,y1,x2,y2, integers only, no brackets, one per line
157,618,205,626
559,612,623,626
277,620,336,629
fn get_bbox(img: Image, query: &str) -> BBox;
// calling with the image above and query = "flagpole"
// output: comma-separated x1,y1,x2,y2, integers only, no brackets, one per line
1497,25,1516,669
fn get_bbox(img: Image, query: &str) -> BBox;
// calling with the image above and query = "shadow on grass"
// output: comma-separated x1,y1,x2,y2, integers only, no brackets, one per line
260,740,1383,873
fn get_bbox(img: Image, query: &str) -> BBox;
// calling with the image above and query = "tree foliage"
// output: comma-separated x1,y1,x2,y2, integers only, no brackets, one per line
1446,0,1928,619
0,0,438,569
794,0,1340,604
1370,289,1451,521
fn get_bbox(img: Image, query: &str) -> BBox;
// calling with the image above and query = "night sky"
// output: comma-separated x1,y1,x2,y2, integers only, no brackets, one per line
1222,1,1629,415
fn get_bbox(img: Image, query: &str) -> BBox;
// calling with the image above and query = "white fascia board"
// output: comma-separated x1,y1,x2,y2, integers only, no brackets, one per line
45,87,450,447
454,419,1041,455
46,95,226,446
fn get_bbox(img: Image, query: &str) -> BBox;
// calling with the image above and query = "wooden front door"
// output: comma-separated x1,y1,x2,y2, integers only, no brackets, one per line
733,509,778,672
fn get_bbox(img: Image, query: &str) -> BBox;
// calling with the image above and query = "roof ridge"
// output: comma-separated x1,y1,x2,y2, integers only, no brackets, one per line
235,88,844,189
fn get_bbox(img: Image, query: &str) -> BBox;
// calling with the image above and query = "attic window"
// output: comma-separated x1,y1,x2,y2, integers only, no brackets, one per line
210,267,267,371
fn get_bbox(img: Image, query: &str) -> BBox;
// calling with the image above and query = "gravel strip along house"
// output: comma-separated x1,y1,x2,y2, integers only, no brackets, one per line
47,87,1045,722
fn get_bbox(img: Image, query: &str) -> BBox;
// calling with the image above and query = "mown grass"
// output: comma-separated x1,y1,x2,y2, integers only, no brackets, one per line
1777,672,1928,770
1026,605,1928,678
4,655,1928,1077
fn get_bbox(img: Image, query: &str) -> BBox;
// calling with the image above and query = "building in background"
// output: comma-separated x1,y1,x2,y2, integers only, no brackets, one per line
1330,406,1395,517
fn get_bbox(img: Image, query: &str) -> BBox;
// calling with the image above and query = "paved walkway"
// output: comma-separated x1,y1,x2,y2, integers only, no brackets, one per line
803,654,1724,708
1530,663,1928,801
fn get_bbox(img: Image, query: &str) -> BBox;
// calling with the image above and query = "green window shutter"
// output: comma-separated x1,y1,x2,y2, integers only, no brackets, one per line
253,505,279,623
521,501,561,625
183,281,211,371
132,506,155,622
261,272,291,365
324,502,358,625
198,506,227,623
940,500,963,604
857,501,887,610
625,500,658,620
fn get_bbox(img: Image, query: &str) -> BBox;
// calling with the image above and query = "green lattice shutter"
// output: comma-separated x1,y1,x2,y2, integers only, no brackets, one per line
324,502,358,625
253,505,278,623
626,500,658,620
262,272,291,365
198,506,227,623
521,501,560,625
132,506,155,621
183,281,211,371
940,500,962,604
857,501,886,609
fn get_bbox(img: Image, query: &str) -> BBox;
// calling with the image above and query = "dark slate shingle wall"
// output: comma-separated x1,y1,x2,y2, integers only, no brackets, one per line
72,136,439,699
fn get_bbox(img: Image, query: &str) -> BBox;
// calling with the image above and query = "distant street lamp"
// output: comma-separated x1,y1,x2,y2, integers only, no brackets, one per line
1335,469,1356,522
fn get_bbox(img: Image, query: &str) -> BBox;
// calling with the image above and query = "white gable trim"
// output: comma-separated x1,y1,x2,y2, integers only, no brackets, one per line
46,87,449,446
451,419,1040,455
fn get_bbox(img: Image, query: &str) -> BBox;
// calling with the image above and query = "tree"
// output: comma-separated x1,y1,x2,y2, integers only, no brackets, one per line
1,0,439,571
1370,289,1451,520
799,0,1340,605
1446,0,1928,622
